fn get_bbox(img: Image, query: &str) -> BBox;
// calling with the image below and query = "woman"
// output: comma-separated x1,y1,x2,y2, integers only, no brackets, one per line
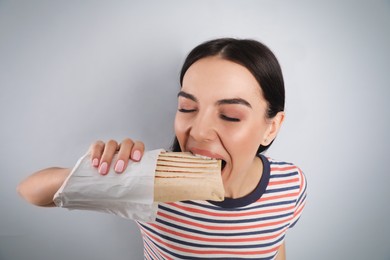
18,38,307,259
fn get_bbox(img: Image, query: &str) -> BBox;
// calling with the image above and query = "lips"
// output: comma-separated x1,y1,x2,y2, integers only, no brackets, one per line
189,147,227,171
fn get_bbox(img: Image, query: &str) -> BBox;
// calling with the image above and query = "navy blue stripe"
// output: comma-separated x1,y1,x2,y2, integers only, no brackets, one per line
265,185,300,194
298,192,307,206
156,217,289,237
260,200,296,208
269,171,298,178
160,204,293,224
295,177,307,206
143,237,163,260
289,216,301,228
269,161,293,166
143,241,153,259
181,199,295,212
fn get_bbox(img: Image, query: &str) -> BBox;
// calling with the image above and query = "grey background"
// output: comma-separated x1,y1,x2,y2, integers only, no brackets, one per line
1,1,389,259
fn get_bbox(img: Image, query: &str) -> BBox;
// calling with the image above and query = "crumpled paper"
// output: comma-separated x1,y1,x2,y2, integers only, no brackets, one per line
53,149,164,222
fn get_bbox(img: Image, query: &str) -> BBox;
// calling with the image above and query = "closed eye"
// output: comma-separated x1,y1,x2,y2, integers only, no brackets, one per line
220,114,240,122
178,108,197,113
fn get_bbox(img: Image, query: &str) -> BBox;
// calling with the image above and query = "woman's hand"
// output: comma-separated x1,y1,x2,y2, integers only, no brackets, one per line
17,138,145,206
89,138,145,175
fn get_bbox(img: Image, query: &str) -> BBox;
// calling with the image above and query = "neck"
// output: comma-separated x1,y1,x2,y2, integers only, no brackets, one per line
223,156,263,199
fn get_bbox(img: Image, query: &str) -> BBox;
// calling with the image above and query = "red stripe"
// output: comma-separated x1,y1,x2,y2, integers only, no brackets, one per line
294,200,306,218
270,165,297,172
259,192,300,202
142,232,172,260
268,177,299,186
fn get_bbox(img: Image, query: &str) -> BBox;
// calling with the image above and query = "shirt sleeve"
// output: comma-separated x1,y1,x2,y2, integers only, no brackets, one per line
289,167,307,228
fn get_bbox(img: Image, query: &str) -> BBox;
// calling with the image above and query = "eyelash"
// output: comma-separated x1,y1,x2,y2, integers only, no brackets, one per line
178,108,196,113
178,108,240,122
220,114,240,122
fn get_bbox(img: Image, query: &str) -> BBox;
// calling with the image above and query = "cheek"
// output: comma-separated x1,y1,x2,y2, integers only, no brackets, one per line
174,113,186,132
174,114,188,148
223,121,266,156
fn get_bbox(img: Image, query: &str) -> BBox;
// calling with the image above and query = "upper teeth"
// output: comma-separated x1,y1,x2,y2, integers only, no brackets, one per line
193,154,213,160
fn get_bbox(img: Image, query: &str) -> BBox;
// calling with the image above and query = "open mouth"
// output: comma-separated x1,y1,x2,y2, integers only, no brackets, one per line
221,160,226,171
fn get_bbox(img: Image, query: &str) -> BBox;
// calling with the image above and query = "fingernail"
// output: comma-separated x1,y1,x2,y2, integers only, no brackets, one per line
115,160,125,173
92,158,99,167
132,150,141,161
99,162,108,175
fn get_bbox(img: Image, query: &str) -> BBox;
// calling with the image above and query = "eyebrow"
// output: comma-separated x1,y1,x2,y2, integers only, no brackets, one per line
177,91,252,108
216,98,252,108
177,91,198,102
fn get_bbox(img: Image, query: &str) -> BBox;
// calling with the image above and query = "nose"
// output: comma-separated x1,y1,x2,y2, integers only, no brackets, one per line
189,111,217,142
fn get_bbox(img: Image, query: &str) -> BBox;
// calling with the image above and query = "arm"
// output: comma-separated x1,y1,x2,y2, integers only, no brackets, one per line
17,138,145,207
275,241,286,260
17,167,71,207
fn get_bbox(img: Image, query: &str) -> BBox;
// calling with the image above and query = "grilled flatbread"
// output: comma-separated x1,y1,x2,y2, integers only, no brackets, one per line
154,152,224,202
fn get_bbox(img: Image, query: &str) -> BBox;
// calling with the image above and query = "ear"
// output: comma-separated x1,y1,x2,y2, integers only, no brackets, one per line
261,111,285,146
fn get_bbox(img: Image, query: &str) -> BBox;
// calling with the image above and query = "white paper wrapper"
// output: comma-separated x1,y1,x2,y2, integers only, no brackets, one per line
53,149,164,222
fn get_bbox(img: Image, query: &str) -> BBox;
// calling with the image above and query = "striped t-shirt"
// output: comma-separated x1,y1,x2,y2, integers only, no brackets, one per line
137,154,307,259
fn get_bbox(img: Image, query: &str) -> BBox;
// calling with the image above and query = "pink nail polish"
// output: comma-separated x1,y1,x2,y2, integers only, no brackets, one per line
115,160,125,173
99,162,108,175
132,150,141,161
92,158,99,167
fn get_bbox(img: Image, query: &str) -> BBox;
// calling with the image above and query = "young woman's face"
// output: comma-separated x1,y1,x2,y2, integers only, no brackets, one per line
175,56,275,184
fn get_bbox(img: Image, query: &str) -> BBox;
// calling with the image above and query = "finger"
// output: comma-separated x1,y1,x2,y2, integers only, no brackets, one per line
114,138,134,173
99,139,119,175
89,140,105,168
130,140,145,162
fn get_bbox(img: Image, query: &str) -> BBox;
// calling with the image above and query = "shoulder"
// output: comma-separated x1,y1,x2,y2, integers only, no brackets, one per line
265,156,305,180
262,155,307,197
262,156,308,227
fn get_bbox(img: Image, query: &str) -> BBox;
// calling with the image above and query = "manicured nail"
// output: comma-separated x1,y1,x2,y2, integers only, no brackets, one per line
92,158,99,167
132,150,141,161
99,162,108,175
115,160,125,173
